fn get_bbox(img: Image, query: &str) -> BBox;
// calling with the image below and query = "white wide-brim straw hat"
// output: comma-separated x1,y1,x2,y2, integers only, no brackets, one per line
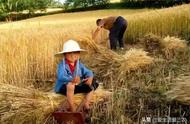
55,39,86,55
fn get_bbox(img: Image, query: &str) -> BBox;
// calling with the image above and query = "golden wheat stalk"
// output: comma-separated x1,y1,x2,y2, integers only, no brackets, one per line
139,34,188,58
166,75,190,105
0,83,110,124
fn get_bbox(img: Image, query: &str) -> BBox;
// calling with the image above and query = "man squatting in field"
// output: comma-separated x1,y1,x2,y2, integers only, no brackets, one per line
55,40,99,112
92,16,128,50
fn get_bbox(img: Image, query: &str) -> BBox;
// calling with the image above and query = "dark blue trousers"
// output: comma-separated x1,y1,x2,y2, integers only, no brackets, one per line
58,78,99,96
109,16,127,50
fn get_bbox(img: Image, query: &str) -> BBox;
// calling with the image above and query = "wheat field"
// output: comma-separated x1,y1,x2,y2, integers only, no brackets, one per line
0,4,190,124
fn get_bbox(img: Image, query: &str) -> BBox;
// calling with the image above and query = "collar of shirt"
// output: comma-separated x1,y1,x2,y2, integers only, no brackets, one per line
65,59,77,75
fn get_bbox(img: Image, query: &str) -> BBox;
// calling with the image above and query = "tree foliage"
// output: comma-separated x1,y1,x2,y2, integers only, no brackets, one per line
0,0,53,20
64,0,109,9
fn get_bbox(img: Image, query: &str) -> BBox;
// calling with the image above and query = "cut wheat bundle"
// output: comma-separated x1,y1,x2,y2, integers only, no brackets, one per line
139,34,188,58
0,83,110,124
165,75,190,105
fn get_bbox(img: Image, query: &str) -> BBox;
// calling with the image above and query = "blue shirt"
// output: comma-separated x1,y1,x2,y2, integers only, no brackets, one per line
55,59,93,93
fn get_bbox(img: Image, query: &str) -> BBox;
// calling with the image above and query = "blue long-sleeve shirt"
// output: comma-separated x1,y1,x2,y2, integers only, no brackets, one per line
55,59,93,93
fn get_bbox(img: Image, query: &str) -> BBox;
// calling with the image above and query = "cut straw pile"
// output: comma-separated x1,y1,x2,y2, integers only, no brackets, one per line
161,36,187,51
166,75,190,105
160,36,188,58
139,34,162,54
0,83,62,124
0,83,110,124
139,34,188,58
123,49,154,71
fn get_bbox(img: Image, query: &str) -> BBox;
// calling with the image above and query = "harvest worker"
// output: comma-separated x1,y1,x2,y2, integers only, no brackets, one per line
92,16,127,50
54,40,99,112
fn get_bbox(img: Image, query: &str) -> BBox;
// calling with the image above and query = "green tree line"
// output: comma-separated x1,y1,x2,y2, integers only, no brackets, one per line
0,0,56,21
64,0,109,9
0,0,188,21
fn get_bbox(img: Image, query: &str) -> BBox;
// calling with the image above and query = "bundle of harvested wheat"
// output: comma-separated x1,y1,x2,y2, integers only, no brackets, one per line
88,45,124,87
123,48,154,71
160,36,188,58
139,34,188,58
86,43,154,87
161,36,187,51
0,83,110,124
138,34,162,54
165,75,190,105
0,83,62,124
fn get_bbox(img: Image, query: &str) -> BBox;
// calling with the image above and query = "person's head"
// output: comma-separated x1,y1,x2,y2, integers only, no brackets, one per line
64,51,80,63
96,19,102,26
55,39,86,61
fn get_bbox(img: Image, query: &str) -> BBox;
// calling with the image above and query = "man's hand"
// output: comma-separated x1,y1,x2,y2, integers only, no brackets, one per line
72,76,80,85
83,77,93,86
92,27,101,40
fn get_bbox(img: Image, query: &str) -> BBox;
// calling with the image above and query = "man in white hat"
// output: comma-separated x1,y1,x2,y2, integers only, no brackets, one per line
55,40,99,112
